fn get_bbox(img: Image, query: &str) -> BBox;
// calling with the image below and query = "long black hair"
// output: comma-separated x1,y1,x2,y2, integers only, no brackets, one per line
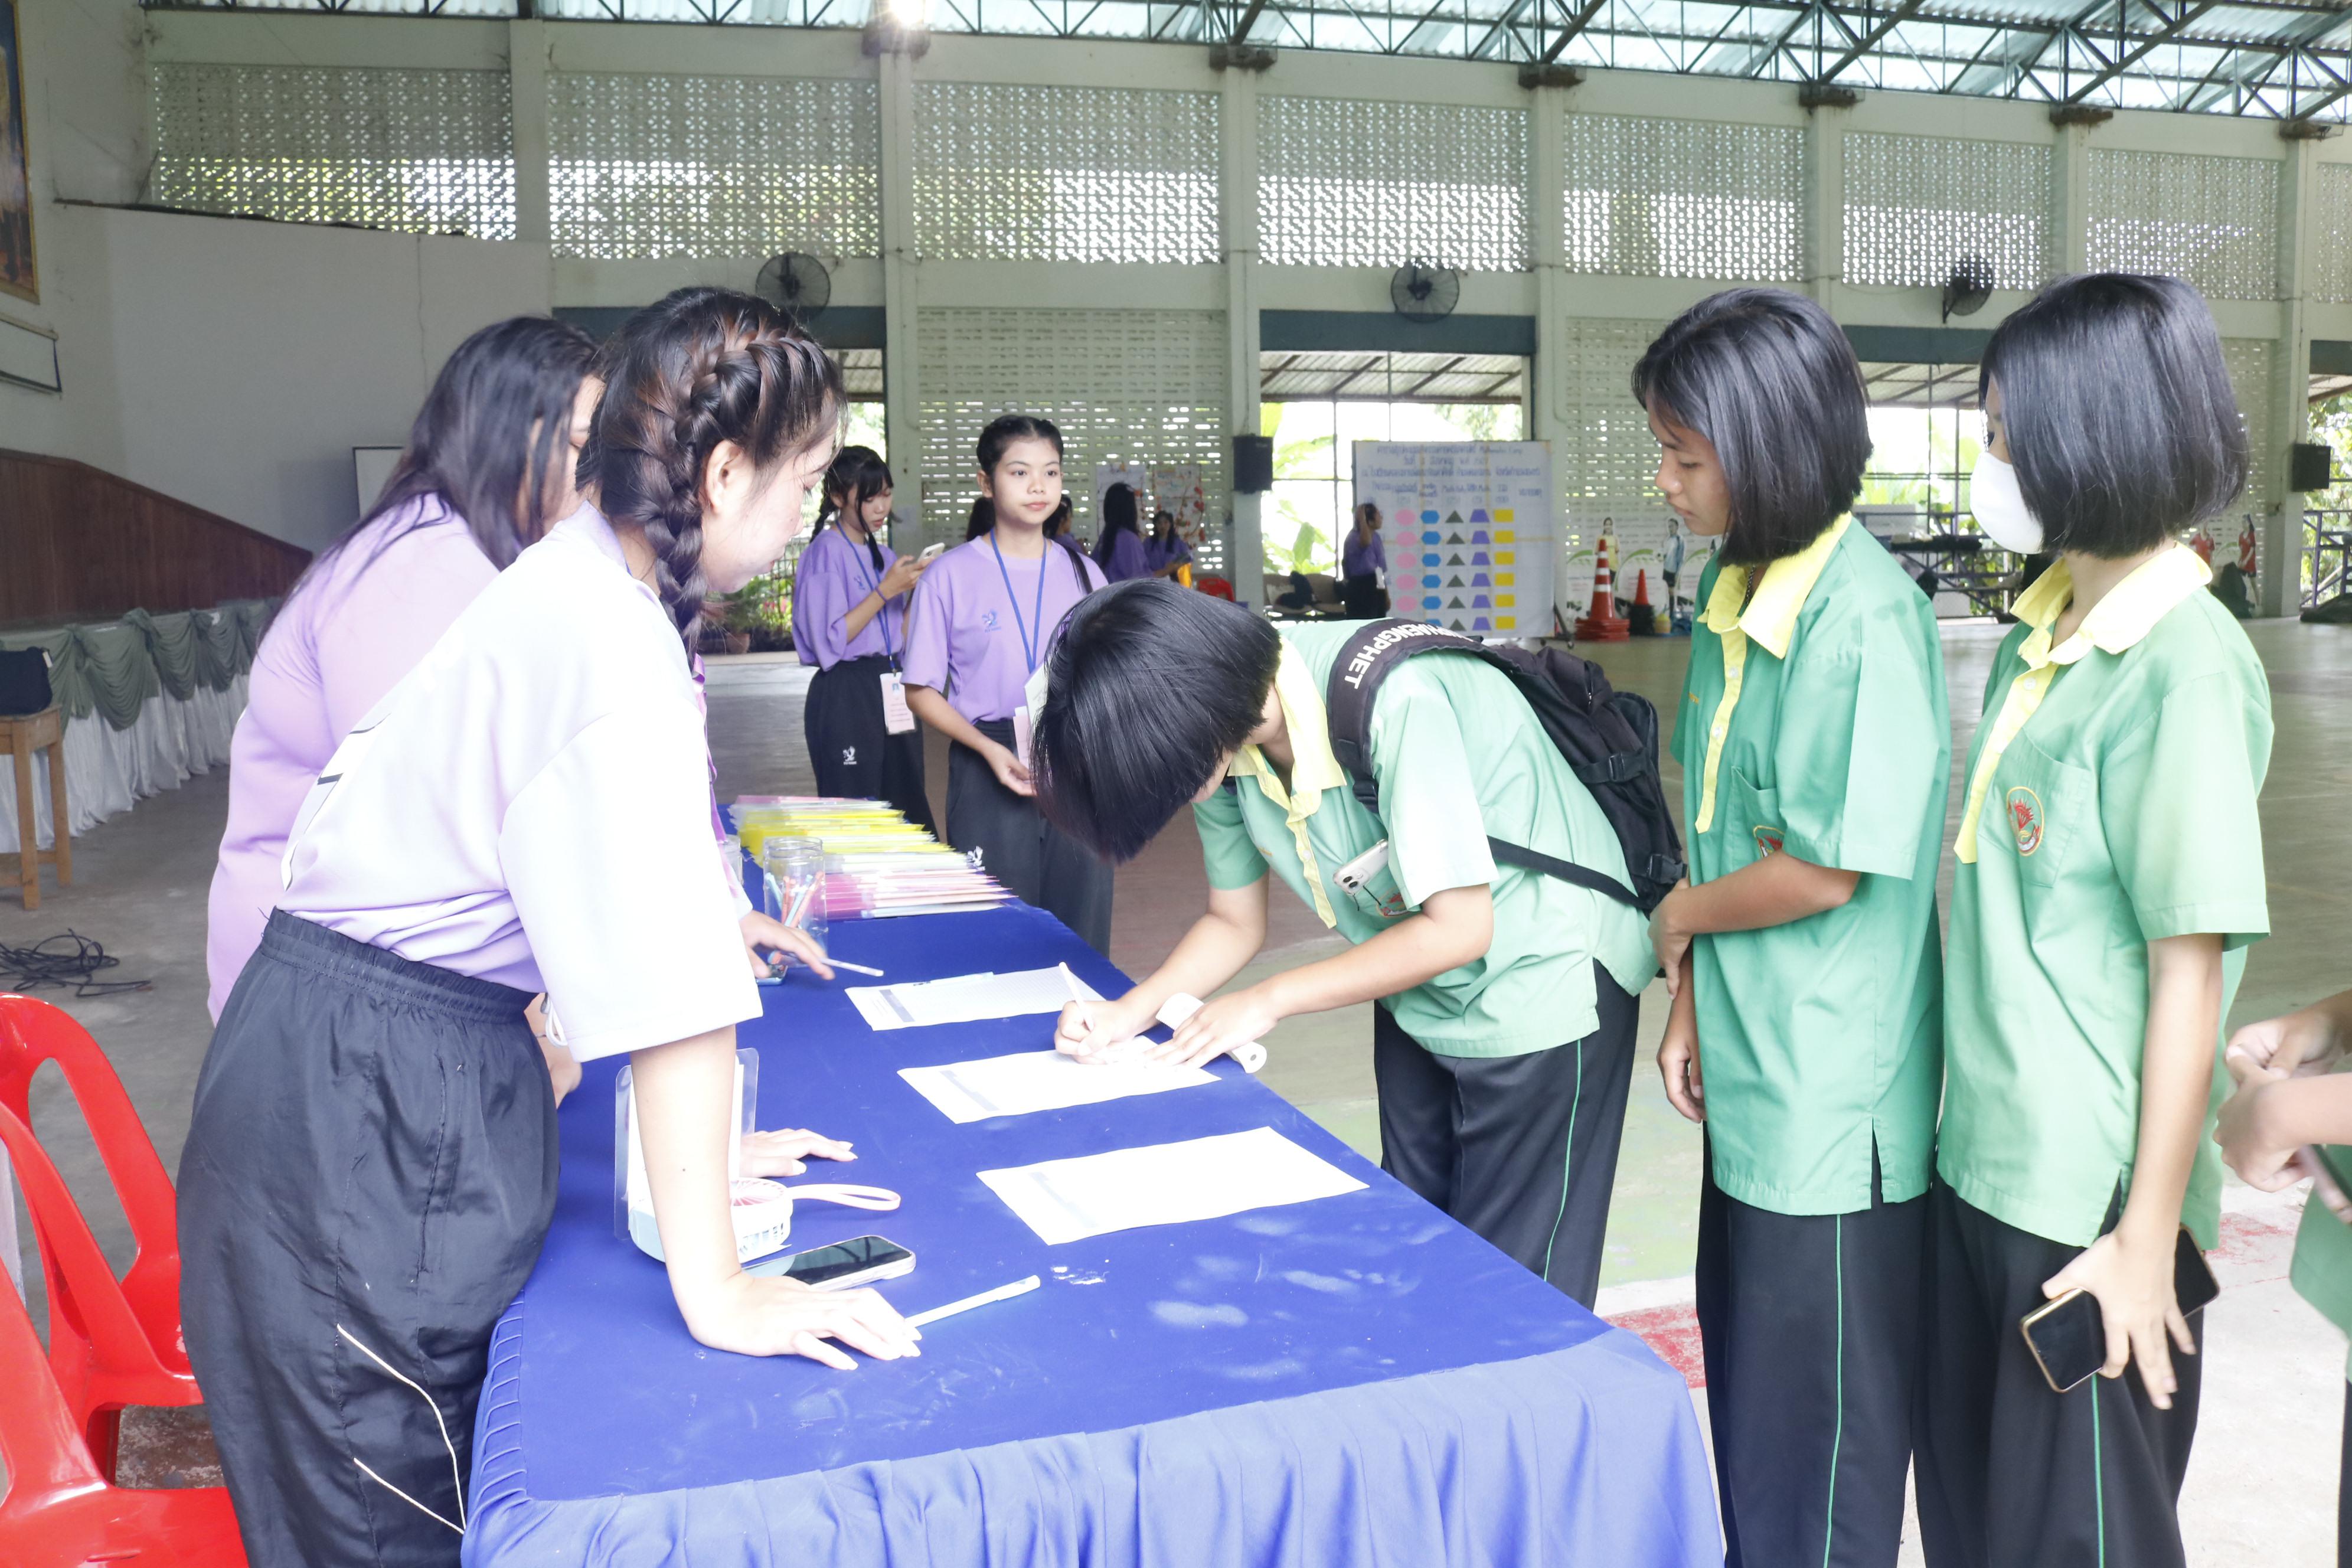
1632,288,1870,567
964,495,997,542
1032,580,1282,863
816,445,896,574
1093,483,1141,567
976,413,1092,584
1980,273,2247,556
305,315,597,593
587,288,843,641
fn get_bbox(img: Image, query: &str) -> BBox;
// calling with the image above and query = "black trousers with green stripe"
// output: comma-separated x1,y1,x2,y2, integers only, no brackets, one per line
1696,1143,1925,1568
1370,964,1638,1309
1916,1181,2201,1568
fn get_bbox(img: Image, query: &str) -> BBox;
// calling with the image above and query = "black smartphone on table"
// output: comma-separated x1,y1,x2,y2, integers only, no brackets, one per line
746,1234,916,1290
2019,1226,2220,1394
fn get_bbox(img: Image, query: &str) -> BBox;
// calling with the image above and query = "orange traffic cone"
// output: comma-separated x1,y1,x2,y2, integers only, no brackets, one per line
1576,535,1632,642
1626,569,1658,636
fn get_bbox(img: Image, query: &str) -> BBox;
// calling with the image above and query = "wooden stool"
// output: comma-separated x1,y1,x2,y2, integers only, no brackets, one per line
2,706,70,910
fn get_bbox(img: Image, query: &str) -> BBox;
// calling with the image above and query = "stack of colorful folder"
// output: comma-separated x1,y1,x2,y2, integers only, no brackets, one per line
733,796,1014,920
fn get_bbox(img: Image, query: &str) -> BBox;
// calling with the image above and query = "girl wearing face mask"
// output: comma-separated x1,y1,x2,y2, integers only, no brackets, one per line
901,415,1112,953
1640,289,1950,1568
178,290,920,1568
1917,275,2271,1568
793,445,934,831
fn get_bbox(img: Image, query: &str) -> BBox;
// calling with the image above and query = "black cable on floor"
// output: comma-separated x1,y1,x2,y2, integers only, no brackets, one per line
0,932,153,998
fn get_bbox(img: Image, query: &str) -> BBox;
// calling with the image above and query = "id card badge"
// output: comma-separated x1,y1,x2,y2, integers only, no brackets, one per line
1013,662,1050,773
880,671,916,734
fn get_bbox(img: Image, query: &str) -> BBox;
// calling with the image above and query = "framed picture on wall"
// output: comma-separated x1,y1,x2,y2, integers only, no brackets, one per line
0,0,33,304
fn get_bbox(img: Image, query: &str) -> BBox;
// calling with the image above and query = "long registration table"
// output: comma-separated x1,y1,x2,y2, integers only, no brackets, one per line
463,903,1719,1566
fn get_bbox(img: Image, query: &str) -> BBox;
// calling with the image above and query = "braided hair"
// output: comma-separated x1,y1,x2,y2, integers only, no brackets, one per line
587,287,843,642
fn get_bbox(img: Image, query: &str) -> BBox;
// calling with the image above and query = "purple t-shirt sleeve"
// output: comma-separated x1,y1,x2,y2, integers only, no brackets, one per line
900,553,954,695
792,531,851,668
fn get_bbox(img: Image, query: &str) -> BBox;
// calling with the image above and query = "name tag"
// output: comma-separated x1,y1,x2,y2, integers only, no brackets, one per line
880,672,916,734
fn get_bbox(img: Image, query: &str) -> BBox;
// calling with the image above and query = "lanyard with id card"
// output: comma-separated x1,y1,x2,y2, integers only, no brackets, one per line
848,535,919,735
991,535,1051,770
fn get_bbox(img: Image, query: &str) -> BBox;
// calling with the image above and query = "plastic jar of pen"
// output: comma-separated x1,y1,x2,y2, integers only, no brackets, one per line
761,836,829,956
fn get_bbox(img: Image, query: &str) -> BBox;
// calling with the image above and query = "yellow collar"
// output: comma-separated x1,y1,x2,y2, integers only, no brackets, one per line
1699,515,1851,659
1224,641,1347,815
2011,547,2211,669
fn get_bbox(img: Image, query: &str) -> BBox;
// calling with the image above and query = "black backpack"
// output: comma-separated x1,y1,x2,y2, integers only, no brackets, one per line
1322,620,1684,913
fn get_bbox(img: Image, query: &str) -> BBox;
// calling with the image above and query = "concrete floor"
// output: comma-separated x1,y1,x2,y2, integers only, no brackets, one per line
5,620,2348,1562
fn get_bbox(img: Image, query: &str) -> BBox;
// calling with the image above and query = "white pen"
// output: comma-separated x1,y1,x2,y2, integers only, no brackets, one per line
828,958,885,978
1056,961,1086,1003
905,1274,1043,1328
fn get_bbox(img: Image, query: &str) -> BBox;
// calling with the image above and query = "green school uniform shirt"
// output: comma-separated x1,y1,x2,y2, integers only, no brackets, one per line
1193,622,1654,1057
1941,547,2270,1252
2292,1149,2352,1377
1673,516,1950,1217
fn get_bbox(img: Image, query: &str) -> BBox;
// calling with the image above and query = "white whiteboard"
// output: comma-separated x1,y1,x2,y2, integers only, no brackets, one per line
1352,441,1557,639
353,446,404,520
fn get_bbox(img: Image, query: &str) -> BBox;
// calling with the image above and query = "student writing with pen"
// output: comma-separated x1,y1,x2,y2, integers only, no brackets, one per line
1027,580,1652,1308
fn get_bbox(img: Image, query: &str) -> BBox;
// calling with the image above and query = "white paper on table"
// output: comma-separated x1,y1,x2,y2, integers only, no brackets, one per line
847,967,1104,1031
899,1050,1216,1124
978,1126,1367,1245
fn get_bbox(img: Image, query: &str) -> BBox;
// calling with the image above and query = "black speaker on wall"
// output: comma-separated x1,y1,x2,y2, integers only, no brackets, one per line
2292,441,2334,493
1233,434,1273,494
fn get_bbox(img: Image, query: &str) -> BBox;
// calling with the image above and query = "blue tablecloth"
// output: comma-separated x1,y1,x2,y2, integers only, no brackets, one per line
463,903,1719,1567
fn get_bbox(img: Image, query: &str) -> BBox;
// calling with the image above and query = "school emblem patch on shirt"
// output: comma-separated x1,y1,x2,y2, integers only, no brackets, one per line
1752,826,1783,857
981,610,1000,631
2007,786,2044,856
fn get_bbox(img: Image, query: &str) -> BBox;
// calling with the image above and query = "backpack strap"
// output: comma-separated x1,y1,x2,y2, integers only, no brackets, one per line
1325,620,1498,817
1485,838,1641,909
1324,620,1647,910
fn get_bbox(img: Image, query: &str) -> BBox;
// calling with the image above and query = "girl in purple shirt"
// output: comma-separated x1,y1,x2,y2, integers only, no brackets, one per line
1341,500,1391,618
179,291,916,1568
206,316,598,1029
791,446,934,830
1093,482,1154,582
903,416,1113,953
1144,509,1194,579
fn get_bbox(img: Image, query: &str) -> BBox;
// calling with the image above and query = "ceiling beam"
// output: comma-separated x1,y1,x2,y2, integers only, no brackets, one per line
1403,354,1469,395
1540,0,1611,61
2062,0,2219,102
1811,0,1930,81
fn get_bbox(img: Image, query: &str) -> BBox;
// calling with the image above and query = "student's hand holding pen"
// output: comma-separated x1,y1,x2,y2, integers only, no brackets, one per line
1053,991,1159,1060
739,912,835,980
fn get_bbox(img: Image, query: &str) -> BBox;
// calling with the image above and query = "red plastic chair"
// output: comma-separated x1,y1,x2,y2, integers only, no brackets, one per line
1196,574,1236,600
0,995,199,1476
0,1230,246,1566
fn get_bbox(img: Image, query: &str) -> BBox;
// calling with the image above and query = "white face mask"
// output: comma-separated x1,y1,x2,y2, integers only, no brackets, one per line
1969,450,2044,555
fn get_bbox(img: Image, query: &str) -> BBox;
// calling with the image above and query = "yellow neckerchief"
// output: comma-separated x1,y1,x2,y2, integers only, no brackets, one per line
1223,641,1349,927
1954,545,2211,863
1691,515,1852,834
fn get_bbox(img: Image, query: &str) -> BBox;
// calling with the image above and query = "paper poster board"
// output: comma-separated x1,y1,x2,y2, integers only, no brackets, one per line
1560,499,1714,624
1,0,35,303
1095,463,1210,544
1352,442,1556,639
